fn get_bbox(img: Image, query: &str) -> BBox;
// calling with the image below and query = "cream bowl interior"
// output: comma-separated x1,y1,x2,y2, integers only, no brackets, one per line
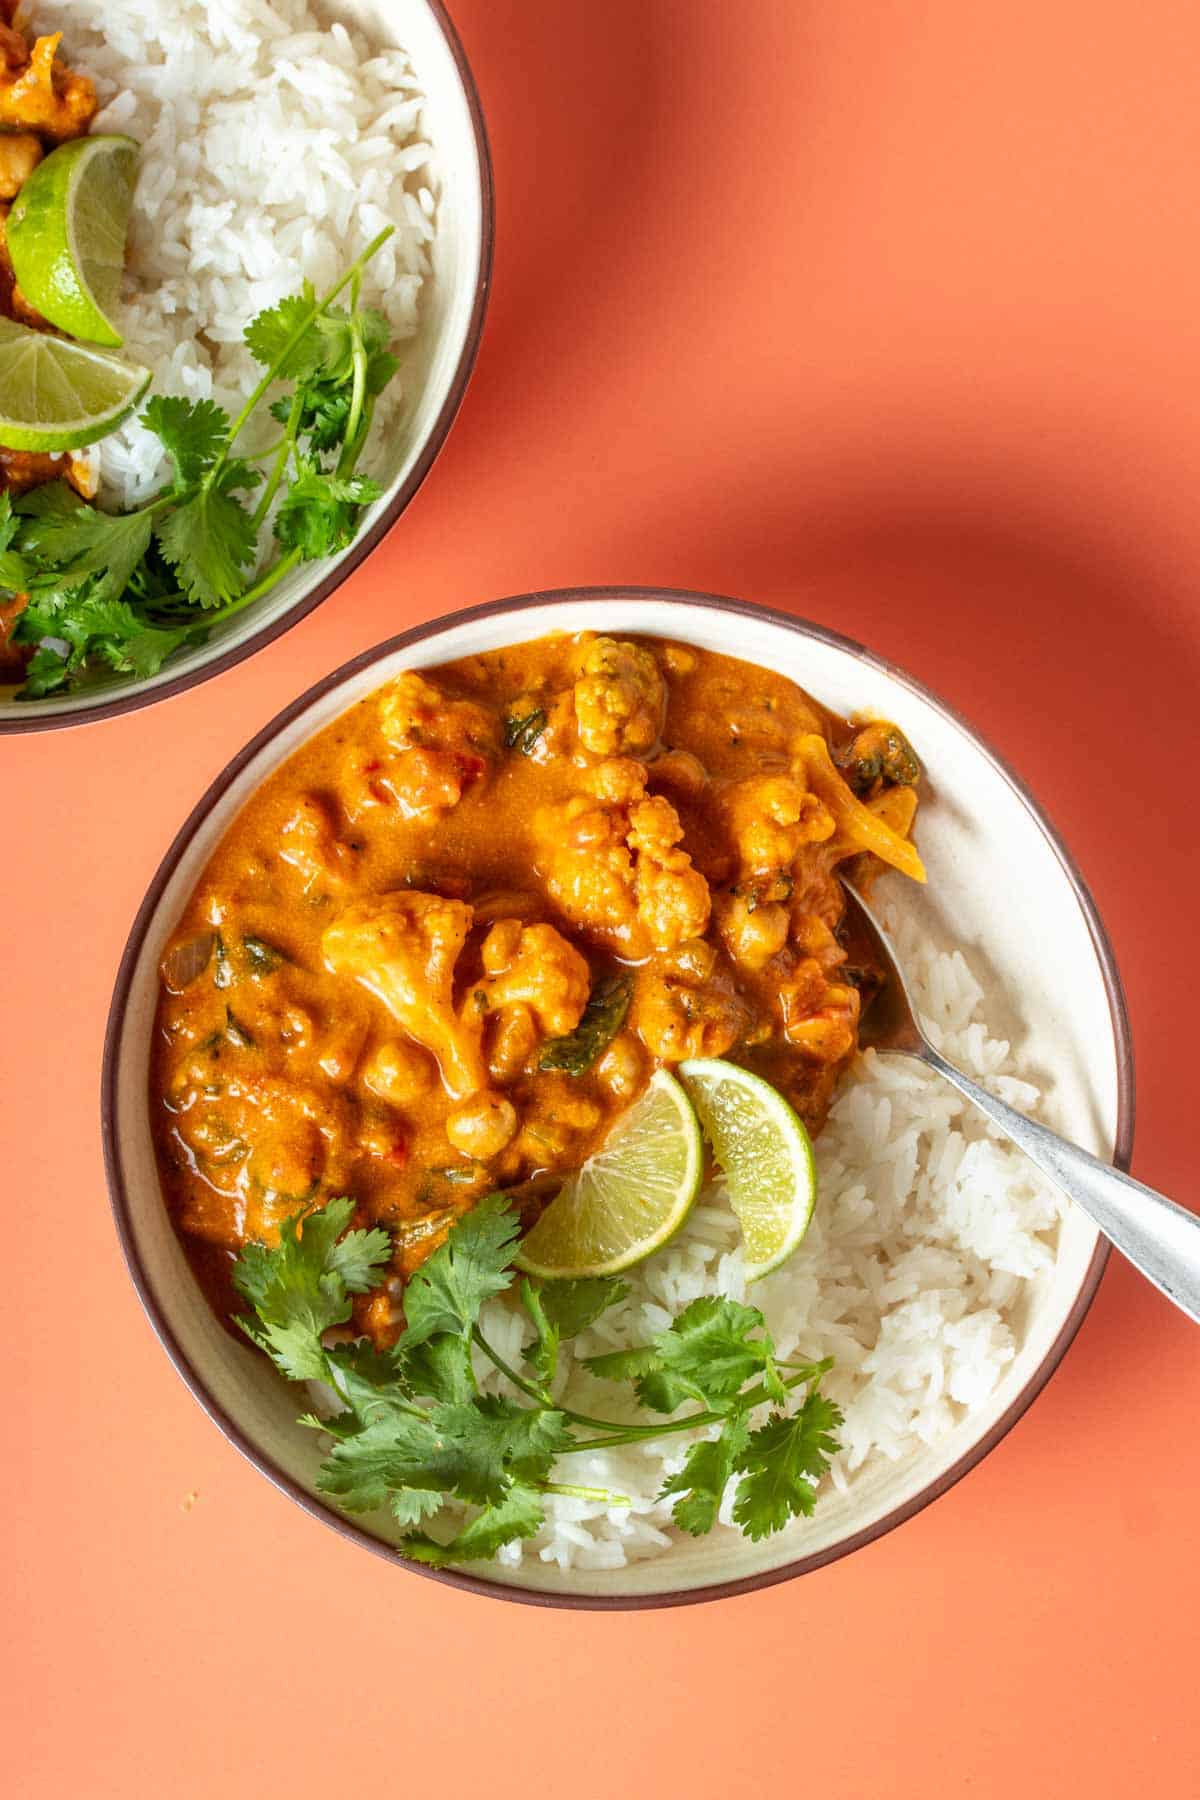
103,592,1129,1606
1,0,491,733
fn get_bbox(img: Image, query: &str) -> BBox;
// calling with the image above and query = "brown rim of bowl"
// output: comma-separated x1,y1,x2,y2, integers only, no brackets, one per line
102,588,1134,1609
0,0,494,738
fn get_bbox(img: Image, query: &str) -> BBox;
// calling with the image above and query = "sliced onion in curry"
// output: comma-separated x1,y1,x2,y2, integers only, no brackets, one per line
160,931,216,993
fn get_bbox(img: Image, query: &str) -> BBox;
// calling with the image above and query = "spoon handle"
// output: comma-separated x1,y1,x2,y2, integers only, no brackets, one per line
922,1047,1200,1326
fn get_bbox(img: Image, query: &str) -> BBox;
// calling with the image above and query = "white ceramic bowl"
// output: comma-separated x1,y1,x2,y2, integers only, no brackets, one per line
103,590,1133,1607
1,0,492,735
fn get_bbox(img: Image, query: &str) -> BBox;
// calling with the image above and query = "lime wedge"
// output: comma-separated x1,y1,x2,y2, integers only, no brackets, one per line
8,135,139,348
678,1058,816,1280
0,316,150,451
514,1070,703,1279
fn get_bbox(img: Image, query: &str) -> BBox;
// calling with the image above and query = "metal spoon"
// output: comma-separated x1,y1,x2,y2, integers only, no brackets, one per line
843,882,1200,1325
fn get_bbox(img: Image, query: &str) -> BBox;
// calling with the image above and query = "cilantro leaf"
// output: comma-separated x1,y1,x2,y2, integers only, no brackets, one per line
327,1221,394,1292
731,1391,844,1540
398,1332,476,1404
660,1411,750,1536
503,709,547,755
16,645,69,697
14,481,85,519
243,284,325,381
402,1484,545,1567
273,465,382,561
522,1275,629,1385
391,1487,443,1528
431,1397,573,1501
155,462,262,608
397,1193,521,1347
232,1196,392,1384
316,1411,467,1511
585,1297,779,1414
12,589,203,698
582,1342,664,1386
538,974,633,1075
540,1277,628,1338
653,1297,778,1409
318,1396,569,1514
315,304,392,383
142,396,230,486
16,495,153,606
0,492,27,590
324,1340,412,1424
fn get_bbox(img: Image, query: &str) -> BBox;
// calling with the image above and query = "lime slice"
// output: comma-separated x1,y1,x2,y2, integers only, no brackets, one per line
0,316,150,451
514,1070,703,1279
678,1058,816,1280
8,135,139,347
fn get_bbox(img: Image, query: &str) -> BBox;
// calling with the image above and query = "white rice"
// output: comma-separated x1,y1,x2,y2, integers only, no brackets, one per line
29,0,435,508
475,905,1067,1573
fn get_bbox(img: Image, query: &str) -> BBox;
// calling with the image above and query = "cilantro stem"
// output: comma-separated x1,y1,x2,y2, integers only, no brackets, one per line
470,1326,683,1439
471,1326,559,1410
336,276,369,480
539,1482,631,1506
210,225,395,482
201,545,302,627
560,1367,828,1454
252,389,303,529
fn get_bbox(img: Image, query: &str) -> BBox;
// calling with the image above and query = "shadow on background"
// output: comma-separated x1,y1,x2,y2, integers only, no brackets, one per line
655,466,1200,1366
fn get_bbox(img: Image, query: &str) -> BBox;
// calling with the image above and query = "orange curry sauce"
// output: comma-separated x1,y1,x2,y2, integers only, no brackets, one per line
150,633,925,1340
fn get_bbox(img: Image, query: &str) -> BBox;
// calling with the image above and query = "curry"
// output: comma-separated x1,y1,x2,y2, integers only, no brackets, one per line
151,633,925,1341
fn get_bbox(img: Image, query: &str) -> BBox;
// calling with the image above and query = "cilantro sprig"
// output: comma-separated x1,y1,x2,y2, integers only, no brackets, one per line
232,1194,842,1567
6,229,397,700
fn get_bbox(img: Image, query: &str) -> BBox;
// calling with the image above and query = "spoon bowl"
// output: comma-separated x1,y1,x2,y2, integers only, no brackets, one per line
844,880,1200,1327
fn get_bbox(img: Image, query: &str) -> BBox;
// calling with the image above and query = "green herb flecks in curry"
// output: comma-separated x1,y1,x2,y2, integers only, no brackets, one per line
151,632,925,1352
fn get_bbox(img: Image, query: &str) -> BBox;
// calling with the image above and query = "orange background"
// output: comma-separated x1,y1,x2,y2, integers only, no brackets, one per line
5,1,1200,1792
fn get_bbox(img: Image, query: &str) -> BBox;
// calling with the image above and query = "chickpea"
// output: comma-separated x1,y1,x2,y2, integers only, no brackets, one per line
661,645,697,677
595,1031,644,1100
481,917,523,973
0,135,42,202
486,1003,539,1083
792,912,843,968
647,748,707,798
716,894,788,973
663,937,717,983
446,1091,519,1159
363,1039,435,1107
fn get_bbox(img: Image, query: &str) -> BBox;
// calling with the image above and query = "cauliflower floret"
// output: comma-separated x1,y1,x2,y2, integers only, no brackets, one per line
534,782,710,956
0,33,97,141
719,773,835,874
321,890,487,1100
502,1075,604,1173
632,947,749,1063
379,670,499,759
350,672,500,822
627,795,711,946
535,793,642,950
582,757,649,805
573,637,666,756
467,919,591,1038
278,794,356,897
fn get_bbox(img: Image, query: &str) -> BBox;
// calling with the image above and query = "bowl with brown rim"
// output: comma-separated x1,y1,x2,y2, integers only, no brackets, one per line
0,0,492,735
102,588,1132,1606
